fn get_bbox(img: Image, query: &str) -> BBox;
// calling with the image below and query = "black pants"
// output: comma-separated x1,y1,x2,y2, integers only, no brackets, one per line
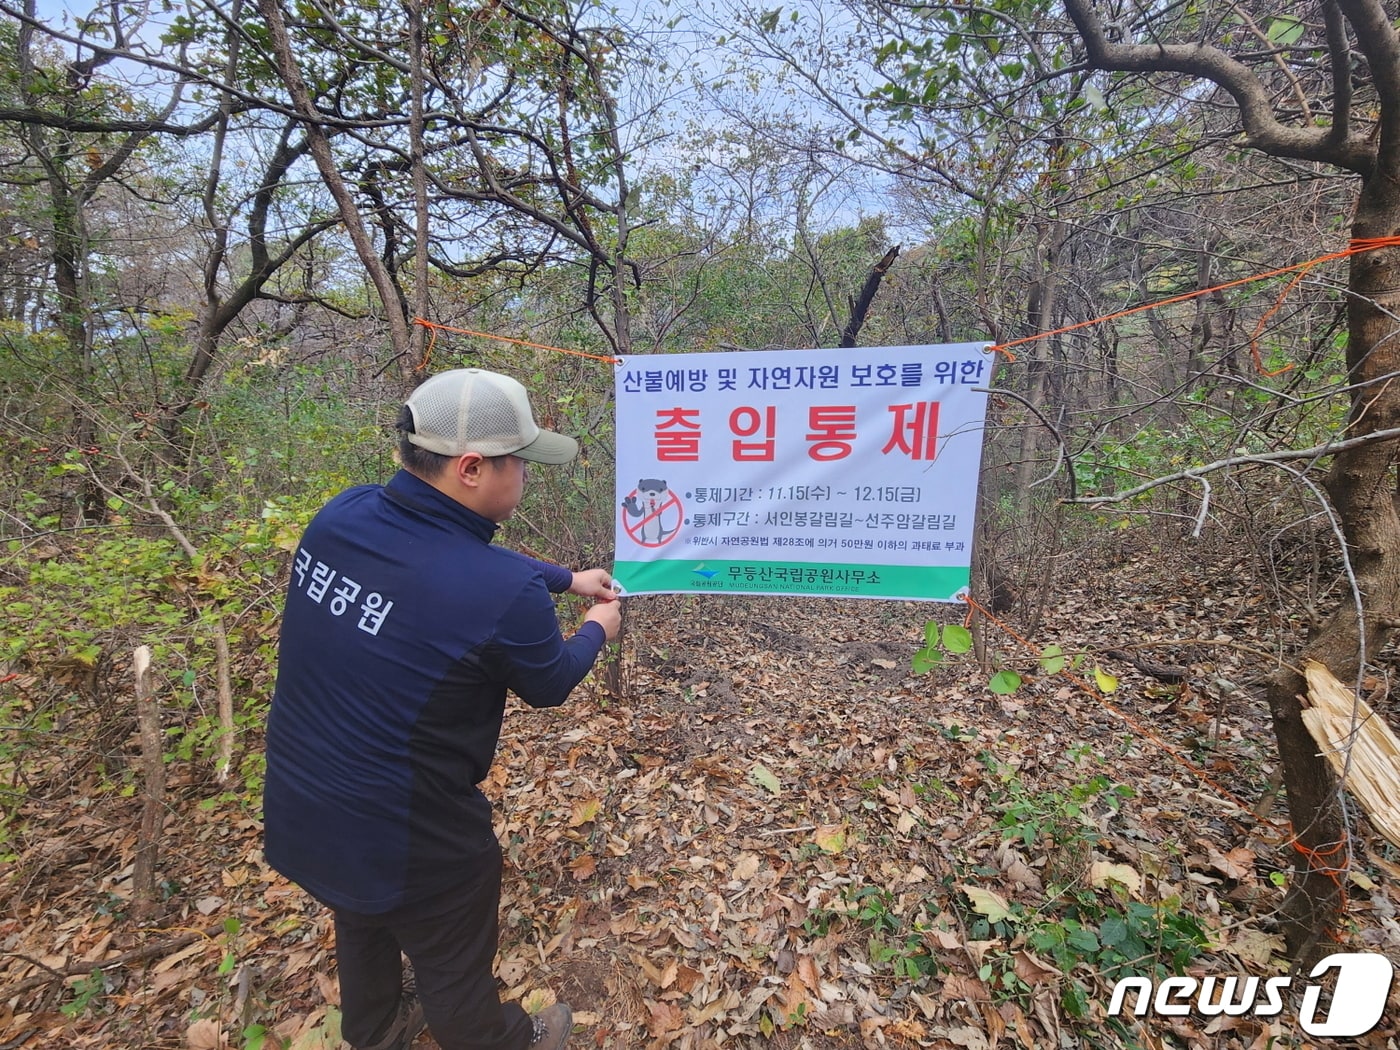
330,840,533,1050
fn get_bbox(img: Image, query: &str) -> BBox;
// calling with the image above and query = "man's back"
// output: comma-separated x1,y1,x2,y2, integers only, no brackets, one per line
263,470,599,913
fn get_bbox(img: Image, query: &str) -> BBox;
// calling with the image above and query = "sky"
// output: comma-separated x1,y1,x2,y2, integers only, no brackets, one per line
18,0,907,240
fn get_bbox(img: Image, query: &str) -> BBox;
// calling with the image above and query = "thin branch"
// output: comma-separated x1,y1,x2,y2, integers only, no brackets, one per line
1,923,225,1000
976,386,1075,500
1067,426,1400,505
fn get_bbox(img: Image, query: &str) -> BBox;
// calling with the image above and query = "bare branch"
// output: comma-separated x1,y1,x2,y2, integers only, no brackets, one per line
1068,426,1400,506
977,386,1076,501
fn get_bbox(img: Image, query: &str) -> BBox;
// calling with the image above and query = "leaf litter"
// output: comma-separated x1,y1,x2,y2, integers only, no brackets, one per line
4,550,1400,1049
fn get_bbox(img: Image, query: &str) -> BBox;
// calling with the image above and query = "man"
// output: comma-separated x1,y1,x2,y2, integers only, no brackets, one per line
263,368,622,1050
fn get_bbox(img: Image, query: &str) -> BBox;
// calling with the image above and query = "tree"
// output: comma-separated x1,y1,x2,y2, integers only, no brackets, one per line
0,0,365,470
4,0,663,394
1050,0,1400,963
691,0,1398,955
824,0,1391,957
2,1,202,517
242,0,657,377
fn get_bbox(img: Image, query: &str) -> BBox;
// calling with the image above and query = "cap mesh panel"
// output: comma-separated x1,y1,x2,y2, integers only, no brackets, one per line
409,372,529,454
463,383,523,445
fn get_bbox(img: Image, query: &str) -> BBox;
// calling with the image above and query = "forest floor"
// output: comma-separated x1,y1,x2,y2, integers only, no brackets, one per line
4,543,1400,1049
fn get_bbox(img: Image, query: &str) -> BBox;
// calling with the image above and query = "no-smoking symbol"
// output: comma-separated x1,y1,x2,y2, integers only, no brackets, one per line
621,487,684,548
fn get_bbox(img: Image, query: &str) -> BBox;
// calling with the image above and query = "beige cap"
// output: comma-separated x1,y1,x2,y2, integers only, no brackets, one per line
404,369,578,464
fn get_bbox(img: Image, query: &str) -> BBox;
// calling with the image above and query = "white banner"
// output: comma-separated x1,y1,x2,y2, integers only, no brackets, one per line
613,344,990,601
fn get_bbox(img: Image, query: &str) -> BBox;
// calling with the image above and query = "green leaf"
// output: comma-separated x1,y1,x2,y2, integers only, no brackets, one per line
1083,83,1106,112
1039,644,1064,675
1265,16,1305,46
923,621,940,648
988,670,1021,695
223,916,241,936
1099,914,1128,948
942,624,973,654
218,951,236,975
911,647,943,674
1066,926,1100,953
749,763,781,796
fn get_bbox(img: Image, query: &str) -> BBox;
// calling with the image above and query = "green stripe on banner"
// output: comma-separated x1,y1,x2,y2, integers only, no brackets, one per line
613,559,969,601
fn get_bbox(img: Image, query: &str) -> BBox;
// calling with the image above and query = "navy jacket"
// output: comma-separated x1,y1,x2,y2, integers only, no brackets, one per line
263,469,605,913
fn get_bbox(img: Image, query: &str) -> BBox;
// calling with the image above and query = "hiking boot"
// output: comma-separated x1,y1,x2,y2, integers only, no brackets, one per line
527,1002,573,1050
357,994,426,1050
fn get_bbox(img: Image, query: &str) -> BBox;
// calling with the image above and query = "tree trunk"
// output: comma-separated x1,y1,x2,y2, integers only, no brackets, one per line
839,245,901,348
132,645,165,917
256,0,416,381
1012,222,1065,514
1267,174,1400,961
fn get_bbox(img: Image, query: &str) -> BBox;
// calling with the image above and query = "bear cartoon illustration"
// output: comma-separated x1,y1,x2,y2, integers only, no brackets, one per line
621,479,677,544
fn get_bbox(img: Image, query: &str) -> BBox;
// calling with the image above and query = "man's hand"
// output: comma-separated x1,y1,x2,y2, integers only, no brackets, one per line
584,599,623,642
569,568,618,601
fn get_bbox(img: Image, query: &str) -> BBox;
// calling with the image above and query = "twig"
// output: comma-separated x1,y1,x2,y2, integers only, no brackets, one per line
213,621,234,782
755,825,817,836
1067,424,1400,505
1191,475,1212,538
1,923,223,999
974,387,1075,500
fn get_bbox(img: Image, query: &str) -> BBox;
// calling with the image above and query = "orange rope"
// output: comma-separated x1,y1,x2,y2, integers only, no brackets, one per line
1293,836,1351,920
1294,835,1350,877
411,318,621,371
987,236,1400,375
412,237,1400,375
